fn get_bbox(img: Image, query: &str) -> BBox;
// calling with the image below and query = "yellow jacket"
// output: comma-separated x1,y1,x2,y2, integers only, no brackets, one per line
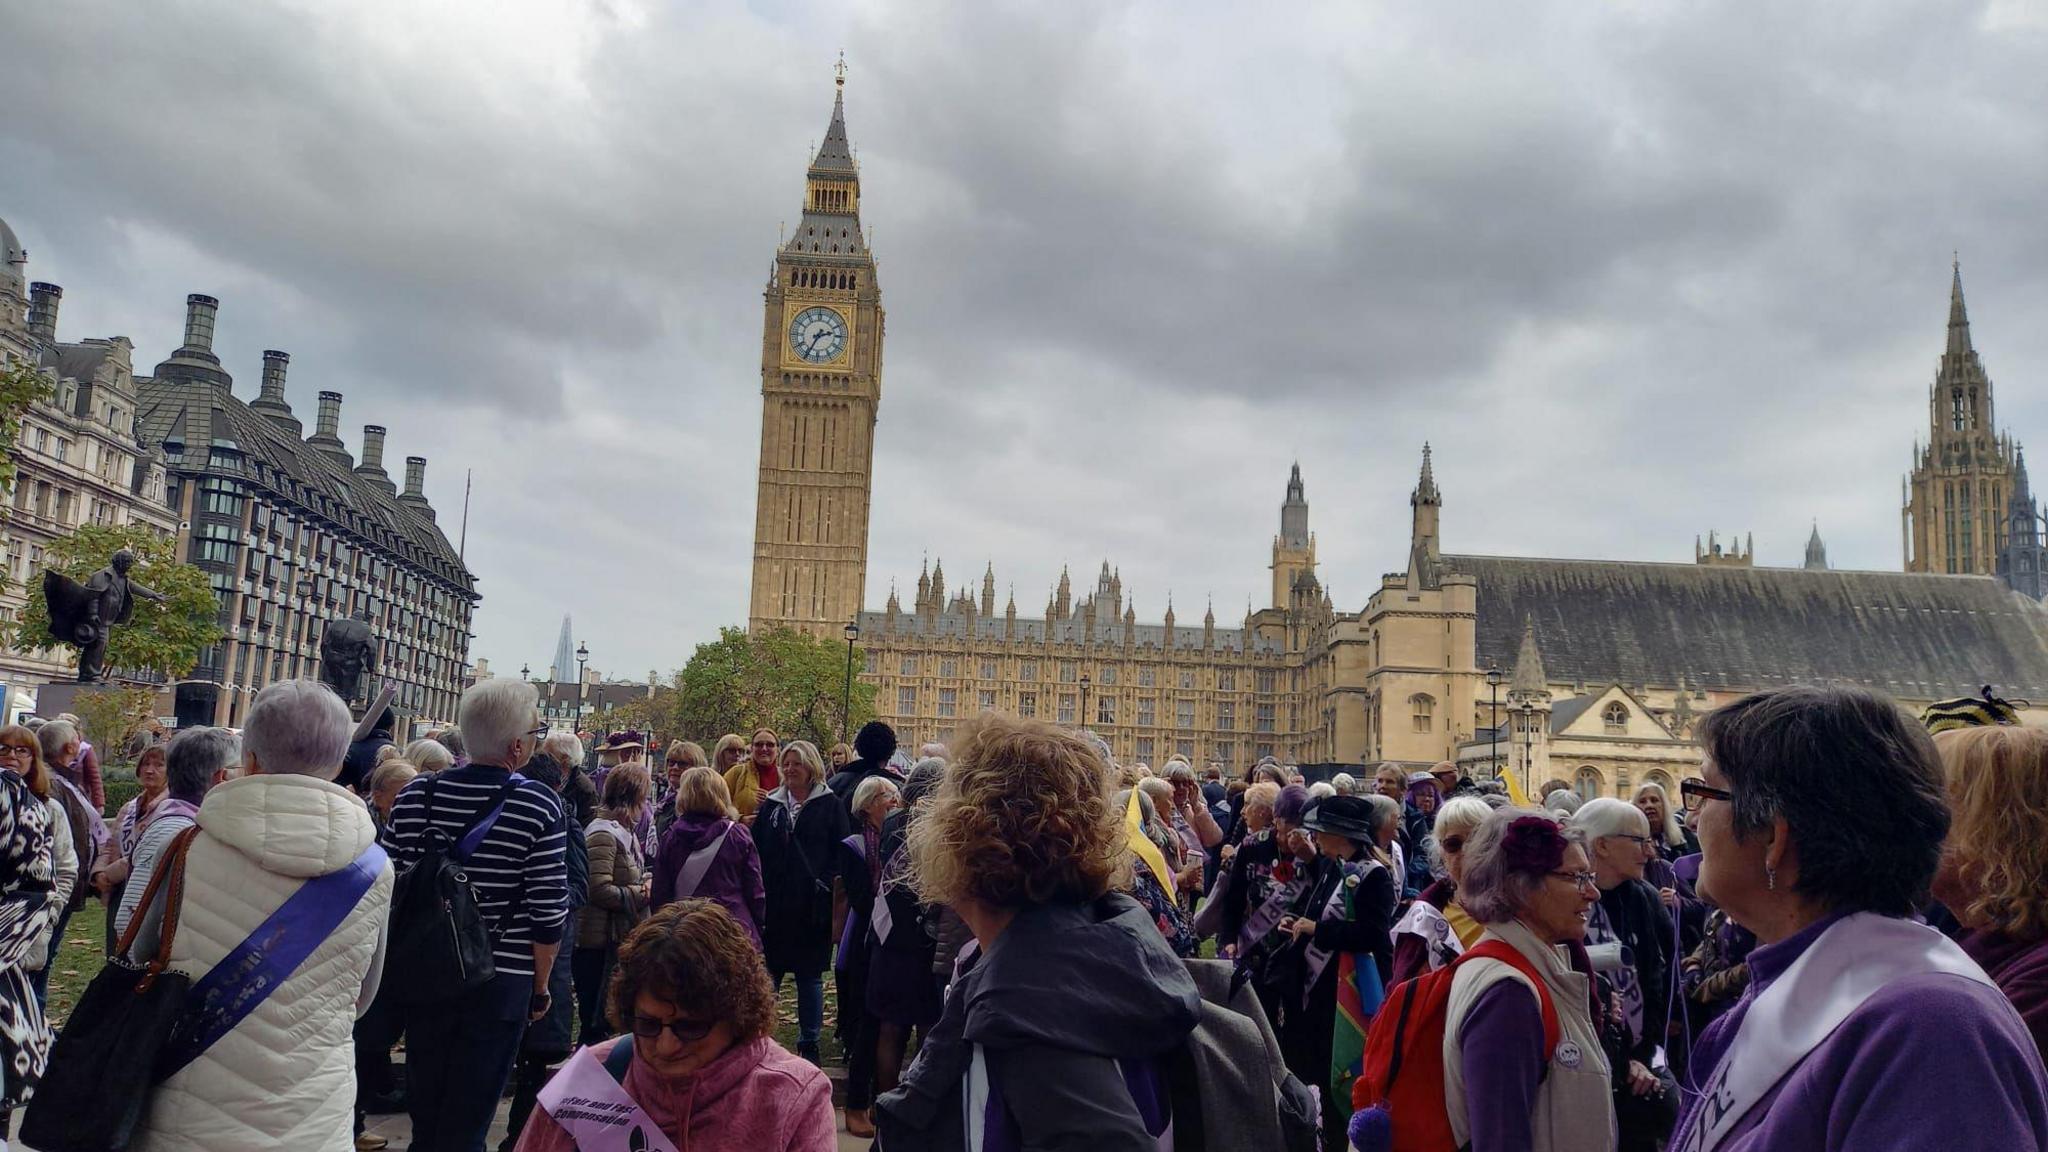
723,763,771,821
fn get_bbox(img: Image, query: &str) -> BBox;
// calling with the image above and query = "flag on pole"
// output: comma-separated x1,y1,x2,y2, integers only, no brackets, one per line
1126,789,1176,895
1331,870,1388,1106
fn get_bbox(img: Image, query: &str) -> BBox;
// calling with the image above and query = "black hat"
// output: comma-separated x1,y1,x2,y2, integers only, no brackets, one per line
1300,794,1377,844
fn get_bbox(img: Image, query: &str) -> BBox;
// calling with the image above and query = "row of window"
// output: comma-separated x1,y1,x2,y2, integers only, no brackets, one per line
873,652,1274,693
889,686,1281,733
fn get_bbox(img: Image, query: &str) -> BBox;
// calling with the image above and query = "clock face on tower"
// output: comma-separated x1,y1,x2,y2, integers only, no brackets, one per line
787,306,849,364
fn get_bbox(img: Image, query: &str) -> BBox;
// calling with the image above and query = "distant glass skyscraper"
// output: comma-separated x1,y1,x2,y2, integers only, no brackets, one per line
551,614,575,683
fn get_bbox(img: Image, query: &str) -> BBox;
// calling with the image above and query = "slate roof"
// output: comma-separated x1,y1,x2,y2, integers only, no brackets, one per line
136,370,474,595
1450,554,2048,700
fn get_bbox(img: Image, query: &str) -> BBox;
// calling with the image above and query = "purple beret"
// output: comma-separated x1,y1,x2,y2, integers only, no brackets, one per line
1274,783,1312,823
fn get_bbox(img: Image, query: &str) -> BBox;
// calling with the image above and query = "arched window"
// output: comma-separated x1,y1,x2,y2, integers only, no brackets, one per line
1575,767,1604,802
1603,701,1629,734
1644,769,1674,797
1410,692,1436,734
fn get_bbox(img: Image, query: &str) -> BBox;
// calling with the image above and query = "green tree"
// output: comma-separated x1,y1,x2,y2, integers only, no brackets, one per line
67,684,159,769
673,625,875,748
0,360,55,523
10,522,224,681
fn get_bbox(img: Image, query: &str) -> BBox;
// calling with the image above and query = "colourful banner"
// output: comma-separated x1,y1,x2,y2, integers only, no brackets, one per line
1330,875,1387,1105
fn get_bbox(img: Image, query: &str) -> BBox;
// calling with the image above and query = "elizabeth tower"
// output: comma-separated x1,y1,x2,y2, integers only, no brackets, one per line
749,65,883,637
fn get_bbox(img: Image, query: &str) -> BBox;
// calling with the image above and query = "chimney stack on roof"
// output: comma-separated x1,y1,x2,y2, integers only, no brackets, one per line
309,390,352,464
399,456,435,519
357,425,396,490
259,351,290,403
26,282,60,345
182,294,219,353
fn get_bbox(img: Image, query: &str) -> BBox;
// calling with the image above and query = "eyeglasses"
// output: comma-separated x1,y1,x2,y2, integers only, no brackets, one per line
631,1014,715,1044
1549,870,1599,892
1609,834,1653,846
665,760,689,769
1680,778,1733,812
0,745,34,758
526,724,550,740
1439,835,1466,854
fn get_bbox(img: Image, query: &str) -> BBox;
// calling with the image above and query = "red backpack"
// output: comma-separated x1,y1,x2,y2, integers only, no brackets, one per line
1347,940,1561,1152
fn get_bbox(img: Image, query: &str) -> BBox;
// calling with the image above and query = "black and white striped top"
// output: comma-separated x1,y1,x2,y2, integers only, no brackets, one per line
387,764,569,978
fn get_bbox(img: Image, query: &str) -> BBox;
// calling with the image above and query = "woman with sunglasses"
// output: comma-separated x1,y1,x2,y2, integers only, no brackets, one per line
1392,795,1493,983
1438,807,1617,1152
1574,797,1677,1152
512,900,835,1152
1671,685,2048,1152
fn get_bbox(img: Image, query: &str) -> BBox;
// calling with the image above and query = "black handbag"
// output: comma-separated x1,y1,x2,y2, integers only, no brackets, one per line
21,825,199,1152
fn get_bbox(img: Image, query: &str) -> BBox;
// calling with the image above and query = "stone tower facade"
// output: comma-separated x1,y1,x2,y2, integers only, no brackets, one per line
1271,463,1315,609
749,64,884,638
1904,261,2019,576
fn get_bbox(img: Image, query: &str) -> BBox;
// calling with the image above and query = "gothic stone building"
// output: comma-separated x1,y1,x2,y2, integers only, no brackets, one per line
0,214,179,704
746,85,2048,791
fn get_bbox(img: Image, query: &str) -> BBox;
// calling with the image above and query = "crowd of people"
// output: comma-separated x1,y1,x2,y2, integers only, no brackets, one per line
3,678,2048,1151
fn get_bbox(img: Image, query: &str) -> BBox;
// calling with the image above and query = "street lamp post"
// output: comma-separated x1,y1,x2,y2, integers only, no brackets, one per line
842,619,860,741
1518,700,1536,798
1079,672,1092,729
576,641,589,732
1485,665,1505,780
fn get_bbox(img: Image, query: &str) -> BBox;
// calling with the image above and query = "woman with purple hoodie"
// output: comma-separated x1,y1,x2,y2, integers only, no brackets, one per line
652,767,767,949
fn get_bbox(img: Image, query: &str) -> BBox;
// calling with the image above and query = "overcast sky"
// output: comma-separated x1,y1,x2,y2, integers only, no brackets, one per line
6,1,2048,680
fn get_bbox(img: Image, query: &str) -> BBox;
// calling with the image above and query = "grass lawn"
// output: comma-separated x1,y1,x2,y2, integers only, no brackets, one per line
46,899,108,1030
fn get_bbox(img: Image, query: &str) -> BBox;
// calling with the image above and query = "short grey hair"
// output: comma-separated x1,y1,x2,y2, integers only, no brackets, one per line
851,775,901,824
458,678,538,767
1364,792,1403,837
1308,781,1337,800
167,726,240,801
1544,788,1584,816
244,679,352,779
542,731,584,768
1459,807,1590,924
1243,781,1280,816
1428,796,1495,872
1164,761,1199,785
1137,775,1175,814
1573,796,1650,841
1331,772,1357,796
433,726,467,757
404,738,454,774
37,720,78,765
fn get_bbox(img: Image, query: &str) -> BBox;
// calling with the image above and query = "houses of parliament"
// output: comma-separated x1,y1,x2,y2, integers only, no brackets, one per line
747,72,2048,795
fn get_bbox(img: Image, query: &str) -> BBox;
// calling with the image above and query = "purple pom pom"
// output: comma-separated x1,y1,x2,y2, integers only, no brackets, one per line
1349,1105,1392,1152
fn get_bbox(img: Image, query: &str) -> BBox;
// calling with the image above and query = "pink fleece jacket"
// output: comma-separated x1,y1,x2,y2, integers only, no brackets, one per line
511,1035,837,1152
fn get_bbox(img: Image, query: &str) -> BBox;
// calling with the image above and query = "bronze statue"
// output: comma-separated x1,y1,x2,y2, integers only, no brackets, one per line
319,610,378,705
43,548,165,683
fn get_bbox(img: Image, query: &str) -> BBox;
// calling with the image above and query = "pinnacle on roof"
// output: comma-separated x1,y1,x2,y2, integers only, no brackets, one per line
1412,442,1441,506
1509,616,1549,697
1948,256,1974,359
1286,462,1305,502
1804,522,1829,571
810,56,858,177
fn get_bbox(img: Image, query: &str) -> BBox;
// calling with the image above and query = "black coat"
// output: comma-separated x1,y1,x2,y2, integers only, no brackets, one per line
755,789,852,975
338,731,393,794
1595,876,1675,1066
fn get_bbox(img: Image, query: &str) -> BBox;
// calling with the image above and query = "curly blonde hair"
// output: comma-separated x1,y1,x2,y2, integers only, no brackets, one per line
908,713,1130,910
1936,726,2048,940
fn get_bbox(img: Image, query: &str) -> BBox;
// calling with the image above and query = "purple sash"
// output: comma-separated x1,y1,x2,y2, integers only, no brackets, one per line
156,842,386,1080
836,833,867,970
456,775,525,858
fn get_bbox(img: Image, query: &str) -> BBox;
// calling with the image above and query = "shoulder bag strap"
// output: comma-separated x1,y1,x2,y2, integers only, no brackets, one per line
122,825,200,989
1462,940,1561,1056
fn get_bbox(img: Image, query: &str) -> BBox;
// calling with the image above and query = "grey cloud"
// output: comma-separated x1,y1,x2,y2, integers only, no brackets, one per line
5,0,2048,680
